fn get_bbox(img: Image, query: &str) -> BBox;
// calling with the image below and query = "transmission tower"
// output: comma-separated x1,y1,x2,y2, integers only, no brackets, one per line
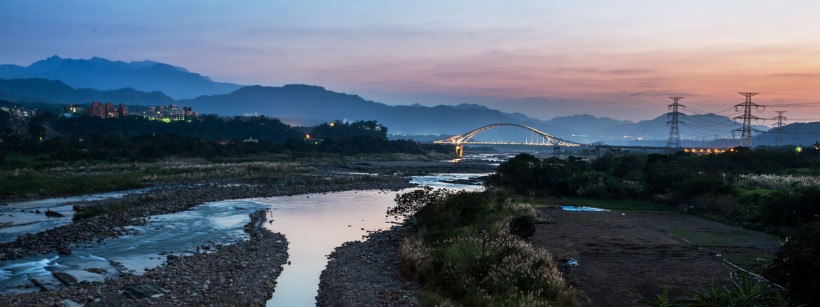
732,92,765,147
666,96,685,150
773,111,787,146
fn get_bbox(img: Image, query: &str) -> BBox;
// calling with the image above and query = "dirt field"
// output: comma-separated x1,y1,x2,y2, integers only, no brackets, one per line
531,209,781,306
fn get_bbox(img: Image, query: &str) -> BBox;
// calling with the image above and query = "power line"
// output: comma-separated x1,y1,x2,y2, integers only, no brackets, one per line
766,102,820,107
685,105,736,115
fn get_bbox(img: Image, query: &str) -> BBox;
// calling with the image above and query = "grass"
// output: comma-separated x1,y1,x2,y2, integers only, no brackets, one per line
0,172,147,199
0,156,309,200
782,167,820,176
734,188,775,199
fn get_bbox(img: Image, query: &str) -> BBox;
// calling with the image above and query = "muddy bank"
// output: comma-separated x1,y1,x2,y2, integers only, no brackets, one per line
316,226,420,306
531,209,781,307
1,174,410,261
0,210,288,306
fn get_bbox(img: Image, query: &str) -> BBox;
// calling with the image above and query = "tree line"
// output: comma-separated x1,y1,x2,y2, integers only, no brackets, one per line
0,109,448,162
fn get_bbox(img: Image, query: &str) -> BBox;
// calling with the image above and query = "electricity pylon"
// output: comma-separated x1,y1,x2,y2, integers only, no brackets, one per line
666,96,685,150
732,92,765,147
773,111,786,146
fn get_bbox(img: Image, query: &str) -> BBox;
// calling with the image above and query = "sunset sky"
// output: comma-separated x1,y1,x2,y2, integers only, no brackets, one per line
2,1,820,122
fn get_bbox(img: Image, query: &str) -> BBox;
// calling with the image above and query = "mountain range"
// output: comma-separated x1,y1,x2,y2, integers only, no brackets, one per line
0,56,241,99
0,78,174,106
3,56,810,146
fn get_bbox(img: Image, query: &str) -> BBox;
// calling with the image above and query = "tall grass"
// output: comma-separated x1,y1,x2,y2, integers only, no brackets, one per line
392,188,582,306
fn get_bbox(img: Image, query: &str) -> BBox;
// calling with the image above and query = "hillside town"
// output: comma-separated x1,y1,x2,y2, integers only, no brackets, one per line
61,102,197,121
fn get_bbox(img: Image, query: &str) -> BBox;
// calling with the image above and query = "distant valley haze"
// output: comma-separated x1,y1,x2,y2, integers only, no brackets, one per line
2,1,820,124
4,55,802,146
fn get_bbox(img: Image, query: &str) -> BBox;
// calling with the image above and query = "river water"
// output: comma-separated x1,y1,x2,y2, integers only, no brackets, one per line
0,173,485,304
0,188,153,243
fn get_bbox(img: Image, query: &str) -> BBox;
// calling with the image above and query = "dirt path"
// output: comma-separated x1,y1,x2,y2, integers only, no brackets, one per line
531,209,781,307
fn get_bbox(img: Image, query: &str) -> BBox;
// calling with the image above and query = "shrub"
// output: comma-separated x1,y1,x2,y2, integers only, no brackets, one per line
766,221,820,305
509,214,536,240
391,188,580,306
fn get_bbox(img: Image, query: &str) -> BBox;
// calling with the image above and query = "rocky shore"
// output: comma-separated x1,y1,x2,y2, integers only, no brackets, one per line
0,210,289,306
316,226,420,306
1,174,411,261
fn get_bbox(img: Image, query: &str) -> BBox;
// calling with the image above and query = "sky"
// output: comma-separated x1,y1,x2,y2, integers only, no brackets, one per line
2,1,820,122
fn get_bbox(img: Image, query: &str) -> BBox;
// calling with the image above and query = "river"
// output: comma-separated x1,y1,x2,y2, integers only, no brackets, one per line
0,173,485,304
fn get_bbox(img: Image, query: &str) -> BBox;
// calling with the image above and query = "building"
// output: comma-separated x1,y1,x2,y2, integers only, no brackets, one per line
140,104,198,122
118,103,128,117
0,106,37,118
88,102,128,119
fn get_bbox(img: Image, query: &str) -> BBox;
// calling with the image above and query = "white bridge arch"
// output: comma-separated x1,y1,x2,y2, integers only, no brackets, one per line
433,123,582,156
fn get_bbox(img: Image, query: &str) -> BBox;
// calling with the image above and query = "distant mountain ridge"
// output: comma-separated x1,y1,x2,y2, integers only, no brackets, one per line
0,77,782,143
0,78,174,106
181,84,534,135
0,56,241,99
755,122,820,146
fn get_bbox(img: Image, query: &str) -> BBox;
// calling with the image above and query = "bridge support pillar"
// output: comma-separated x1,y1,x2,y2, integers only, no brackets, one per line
455,145,464,157
553,146,561,158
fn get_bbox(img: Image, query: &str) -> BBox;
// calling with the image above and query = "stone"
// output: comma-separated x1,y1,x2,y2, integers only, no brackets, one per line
61,299,83,307
58,246,72,255
29,275,61,292
85,268,107,274
122,283,167,299
44,210,65,217
52,271,78,286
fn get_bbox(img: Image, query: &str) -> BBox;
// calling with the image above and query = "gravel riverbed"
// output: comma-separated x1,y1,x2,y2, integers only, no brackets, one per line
1,174,411,261
0,210,289,306
316,226,420,307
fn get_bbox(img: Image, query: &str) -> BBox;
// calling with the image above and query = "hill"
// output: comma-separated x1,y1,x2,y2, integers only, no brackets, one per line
0,56,241,99
0,78,174,106
183,84,540,135
755,122,820,146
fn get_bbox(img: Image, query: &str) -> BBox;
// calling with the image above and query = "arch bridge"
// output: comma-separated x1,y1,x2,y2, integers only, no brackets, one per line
433,123,582,156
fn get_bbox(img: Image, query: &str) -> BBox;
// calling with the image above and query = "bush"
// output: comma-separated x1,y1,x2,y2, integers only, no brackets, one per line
766,221,820,305
509,214,536,240
390,188,580,306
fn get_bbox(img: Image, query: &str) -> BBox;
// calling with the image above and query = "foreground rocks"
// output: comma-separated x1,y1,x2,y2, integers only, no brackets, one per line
0,210,289,306
0,174,410,261
317,226,420,306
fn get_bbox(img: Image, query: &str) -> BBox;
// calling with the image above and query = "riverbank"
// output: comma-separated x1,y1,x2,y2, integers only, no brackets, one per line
316,226,420,306
0,210,289,306
1,174,409,261
0,153,495,203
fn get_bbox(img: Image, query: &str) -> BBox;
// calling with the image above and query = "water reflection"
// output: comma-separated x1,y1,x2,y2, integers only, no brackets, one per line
264,173,487,306
258,191,399,307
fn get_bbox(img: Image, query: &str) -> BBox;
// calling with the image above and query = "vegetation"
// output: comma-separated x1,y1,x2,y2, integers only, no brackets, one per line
488,149,819,305
1,111,447,161
0,171,147,198
641,273,793,307
766,221,820,306
388,187,581,306
488,150,819,232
